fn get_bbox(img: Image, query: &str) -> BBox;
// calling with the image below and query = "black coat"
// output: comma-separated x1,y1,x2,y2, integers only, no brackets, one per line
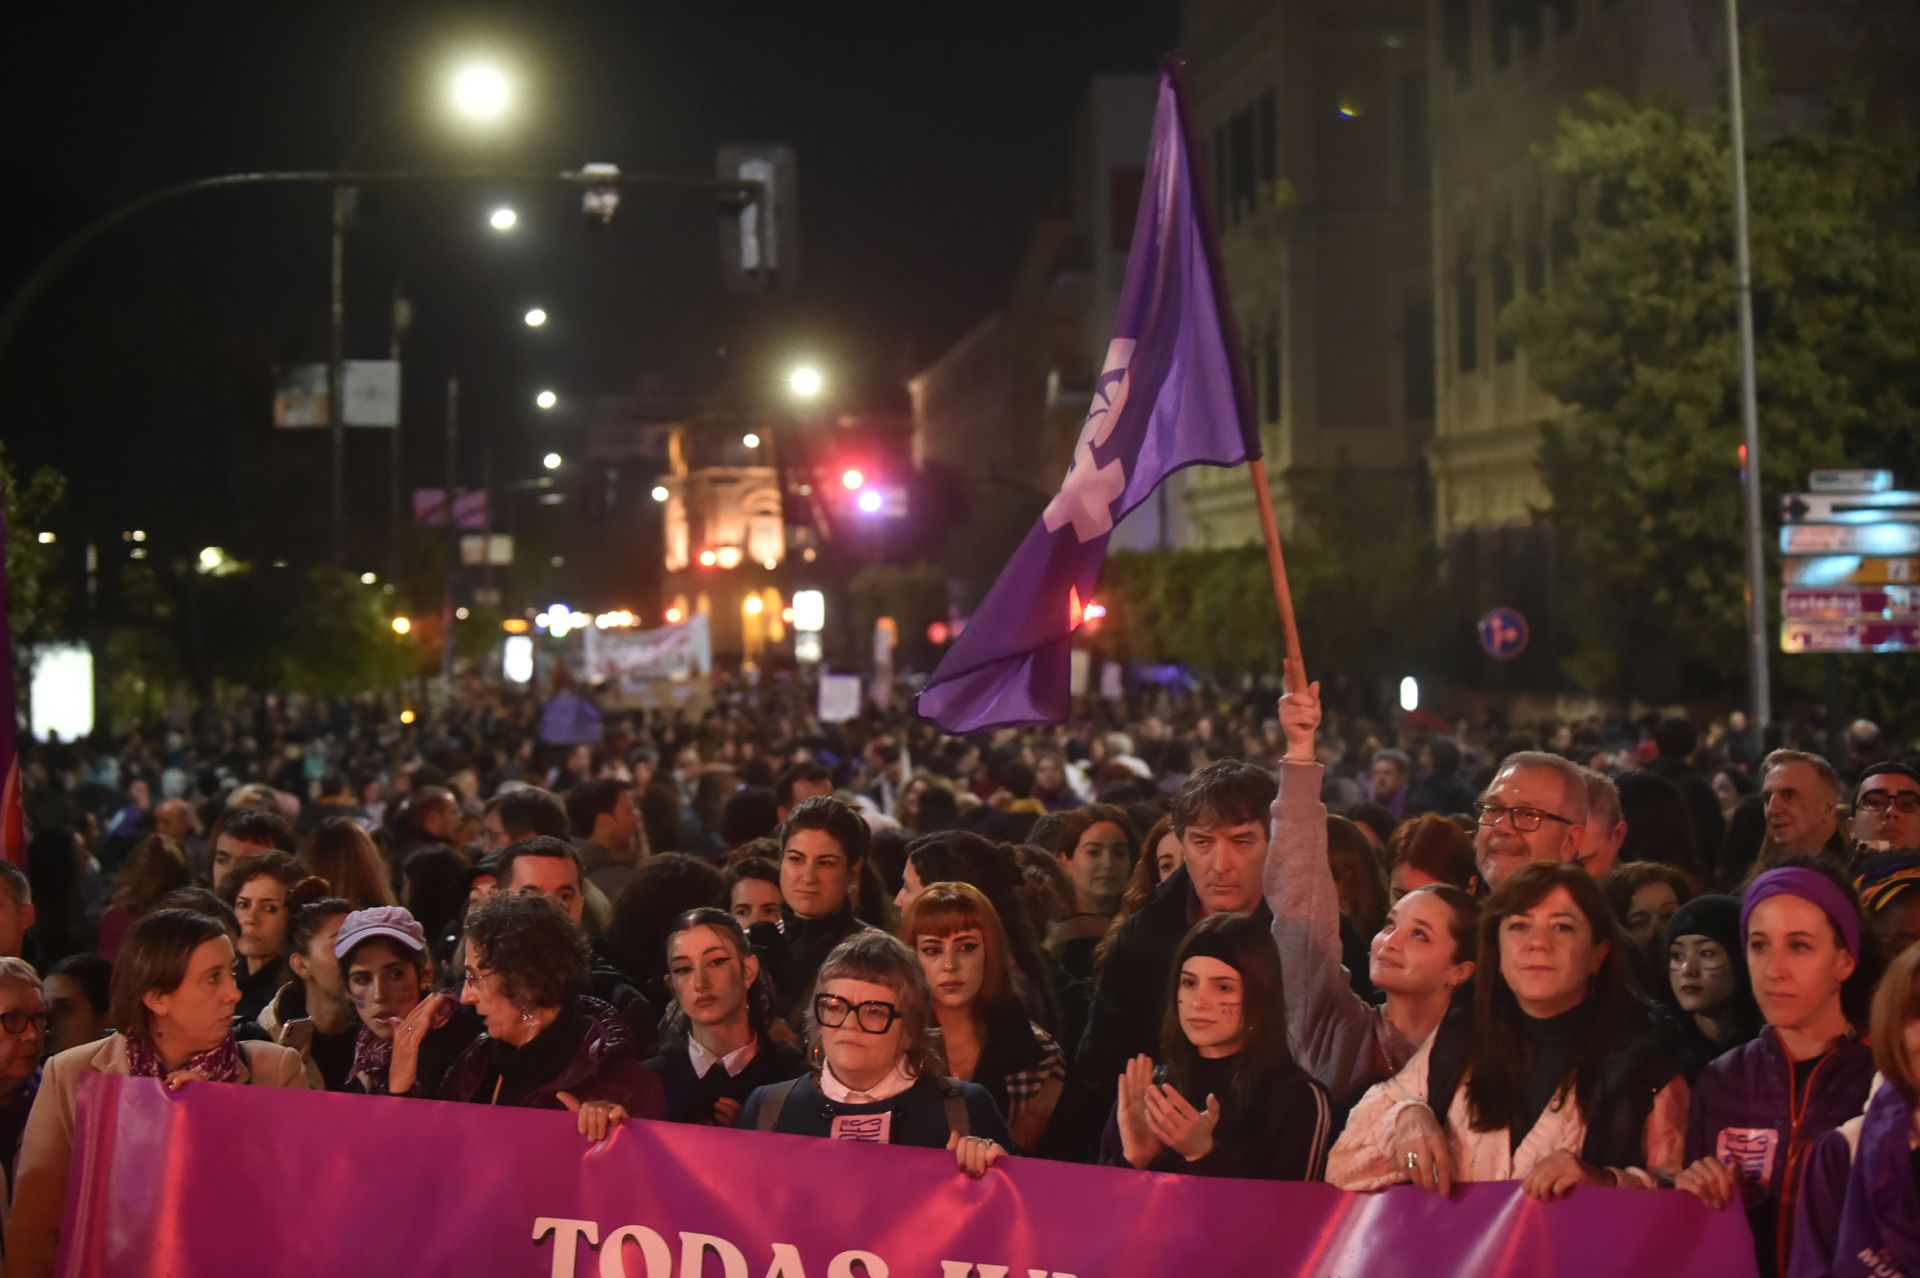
643,1036,808,1125
751,907,874,1025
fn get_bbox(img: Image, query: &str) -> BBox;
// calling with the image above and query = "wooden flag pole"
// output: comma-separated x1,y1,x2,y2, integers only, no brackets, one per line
1246,457,1307,692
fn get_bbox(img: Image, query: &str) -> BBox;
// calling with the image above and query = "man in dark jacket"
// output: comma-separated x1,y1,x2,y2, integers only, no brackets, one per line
1075,760,1278,1094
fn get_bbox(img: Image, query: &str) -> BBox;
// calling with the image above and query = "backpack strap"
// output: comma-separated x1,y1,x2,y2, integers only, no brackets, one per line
756,1077,804,1132
940,1078,971,1139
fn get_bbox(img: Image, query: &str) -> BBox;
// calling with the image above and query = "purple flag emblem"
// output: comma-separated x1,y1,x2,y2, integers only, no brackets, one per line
917,62,1255,733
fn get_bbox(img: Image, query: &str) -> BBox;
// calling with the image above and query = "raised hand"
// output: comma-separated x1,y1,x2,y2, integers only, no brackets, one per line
1115,1055,1165,1169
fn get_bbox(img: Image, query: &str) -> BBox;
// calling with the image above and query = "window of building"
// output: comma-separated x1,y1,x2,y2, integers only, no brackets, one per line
1399,73,1430,196
1550,213,1577,279
1442,0,1472,89
1455,245,1478,374
1491,0,1513,71
1258,92,1278,187
1243,340,1259,419
1514,0,1543,54
1548,0,1575,34
1492,210,1515,361
1404,299,1435,419
1263,326,1282,424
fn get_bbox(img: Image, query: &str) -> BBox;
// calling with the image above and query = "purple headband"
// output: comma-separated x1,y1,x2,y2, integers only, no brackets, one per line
1741,867,1861,960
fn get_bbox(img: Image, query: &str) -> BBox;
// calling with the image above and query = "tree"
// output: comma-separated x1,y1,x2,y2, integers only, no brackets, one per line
0,442,68,648
1504,89,1920,708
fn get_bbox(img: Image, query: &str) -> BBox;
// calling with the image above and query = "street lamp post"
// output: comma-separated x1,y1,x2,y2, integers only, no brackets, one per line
1726,0,1771,737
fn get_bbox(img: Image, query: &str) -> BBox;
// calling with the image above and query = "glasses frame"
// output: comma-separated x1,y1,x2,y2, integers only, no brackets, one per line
812,992,903,1035
1855,790,1920,816
0,1010,48,1036
1473,800,1575,833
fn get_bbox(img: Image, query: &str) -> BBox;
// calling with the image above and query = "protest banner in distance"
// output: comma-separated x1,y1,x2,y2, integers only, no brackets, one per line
54,1076,1758,1278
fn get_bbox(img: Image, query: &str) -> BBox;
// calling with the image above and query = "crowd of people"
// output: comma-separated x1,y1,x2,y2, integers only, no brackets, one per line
1,666,1917,1278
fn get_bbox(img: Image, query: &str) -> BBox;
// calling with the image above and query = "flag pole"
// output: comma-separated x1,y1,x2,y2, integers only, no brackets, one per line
1163,54,1307,691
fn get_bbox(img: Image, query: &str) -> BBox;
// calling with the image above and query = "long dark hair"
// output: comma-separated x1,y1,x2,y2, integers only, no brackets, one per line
1159,913,1294,1112
660,906,771,1039
1464,862,1635,1135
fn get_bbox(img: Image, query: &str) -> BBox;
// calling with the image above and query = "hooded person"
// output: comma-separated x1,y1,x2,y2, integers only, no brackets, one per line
1663,894,1762,1079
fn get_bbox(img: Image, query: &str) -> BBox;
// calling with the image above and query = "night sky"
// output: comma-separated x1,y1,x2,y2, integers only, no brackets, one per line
1,4,1179,583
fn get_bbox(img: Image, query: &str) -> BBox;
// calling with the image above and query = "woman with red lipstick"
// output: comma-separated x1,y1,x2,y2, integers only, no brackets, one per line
645,908,806,1125
1099,912,1331,1180
1328,861,1688,1198
1677,860,1879,1278
335,906,480,1097
900,882,1066,1151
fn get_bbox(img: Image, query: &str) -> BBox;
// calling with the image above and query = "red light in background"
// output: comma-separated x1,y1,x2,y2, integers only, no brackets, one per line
927,620,951,645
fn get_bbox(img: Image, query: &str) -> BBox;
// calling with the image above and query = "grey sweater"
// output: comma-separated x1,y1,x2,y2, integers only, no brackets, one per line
1263,761,1417,1101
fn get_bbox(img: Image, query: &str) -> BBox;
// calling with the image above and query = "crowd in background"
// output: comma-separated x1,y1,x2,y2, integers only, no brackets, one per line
0,666,1915,1278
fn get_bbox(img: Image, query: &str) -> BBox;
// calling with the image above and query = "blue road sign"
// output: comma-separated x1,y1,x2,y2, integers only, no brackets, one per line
1478,608,1529,661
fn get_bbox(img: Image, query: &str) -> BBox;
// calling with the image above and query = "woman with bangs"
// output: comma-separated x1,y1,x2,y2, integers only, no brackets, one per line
1328,861,1689,1199
738,931,1013,1178
900,882,1066,1151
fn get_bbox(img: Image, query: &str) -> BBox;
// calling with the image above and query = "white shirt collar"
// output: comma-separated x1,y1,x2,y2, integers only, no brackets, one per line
819,1060,917,1104
686,1034,759,1080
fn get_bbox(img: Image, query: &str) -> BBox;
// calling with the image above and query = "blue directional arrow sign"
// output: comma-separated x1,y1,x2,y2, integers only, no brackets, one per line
1478,608,1529,661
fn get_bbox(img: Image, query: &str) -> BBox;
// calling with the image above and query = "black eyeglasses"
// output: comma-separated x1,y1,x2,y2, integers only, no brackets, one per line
1473,801,1575,833
812,993,903,1034
0,1011,47,1036
1856,791,1920,816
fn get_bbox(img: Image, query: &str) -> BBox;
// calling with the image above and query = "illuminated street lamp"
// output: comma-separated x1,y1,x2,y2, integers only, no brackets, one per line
35,531,55,545
542,452,562,470
742,432,761,448
489,206,518,231
535,389,557,410
359,571,378,585
391,616,413,635
840,468,864,491
857,489,883,515
786,364,824,401
650,485,670,503
524,307,548,328
449,62,512,123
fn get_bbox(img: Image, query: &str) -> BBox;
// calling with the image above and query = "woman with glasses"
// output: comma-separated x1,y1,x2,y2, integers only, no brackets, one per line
900,882,1067,1152
439,892,663,1139
1328,861,1688,1199
1661,895,1760,1079
738,931,1013,1177
1676,860,1879,1278
7,910,307,1278
1101,913,1333,1180
645,908,806,1125
0,957,48,1217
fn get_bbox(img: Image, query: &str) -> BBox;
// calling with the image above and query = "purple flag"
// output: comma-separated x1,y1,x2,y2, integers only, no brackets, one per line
917,61,1254,733
0,487,24,865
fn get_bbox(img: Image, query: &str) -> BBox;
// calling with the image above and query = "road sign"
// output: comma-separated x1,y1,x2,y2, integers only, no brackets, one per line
1780,492,1920,525
1782,587,1920,620
1781,619,1920,654
1781,556,1920,586
1781,523,1920,555
1477,607,1529,660
1809,469,1894,494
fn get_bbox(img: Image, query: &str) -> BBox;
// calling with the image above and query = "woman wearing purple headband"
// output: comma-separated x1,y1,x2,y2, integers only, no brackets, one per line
1677,861,1880,1278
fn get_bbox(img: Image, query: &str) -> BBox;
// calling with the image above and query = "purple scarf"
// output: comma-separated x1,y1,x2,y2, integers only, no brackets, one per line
350,999,458,1094
123,1031,242,1085
1832,1081,1920,1278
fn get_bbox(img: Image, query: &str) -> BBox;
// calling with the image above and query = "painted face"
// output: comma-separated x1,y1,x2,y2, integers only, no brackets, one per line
1498,886,1607,1018
1746,894,1856,1034
0,982,48,1084
1064,821,1131,914
1668,934,1736,1015
914,928,986,1012
1369,889,1470,998
783,828,854,921
1474,766,1581,889
1761,762,1837,854
1624,882,1682,952
146,936,242,1056
667,925,753,1029
1176,955,1246,1056
1154,831,1182,882
232,875,290,962
459,942,524,1041
1850,772,1920,853
816,976,906,1086
1182,819,1267,917
730,877,784,929
42,972,102,1057
346,940,426,1039
503,856,583,925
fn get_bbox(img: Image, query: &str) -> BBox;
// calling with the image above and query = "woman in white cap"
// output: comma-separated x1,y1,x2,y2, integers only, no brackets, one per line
335,905,482,1097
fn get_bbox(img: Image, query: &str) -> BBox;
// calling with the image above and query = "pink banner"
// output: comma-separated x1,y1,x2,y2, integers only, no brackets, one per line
57,1075,1758,1277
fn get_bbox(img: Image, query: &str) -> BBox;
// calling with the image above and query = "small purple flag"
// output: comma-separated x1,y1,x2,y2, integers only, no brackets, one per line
917,60,1255,734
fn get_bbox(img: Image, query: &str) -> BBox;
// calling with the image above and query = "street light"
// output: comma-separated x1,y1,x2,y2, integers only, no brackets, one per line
650,485,670,502
742,432,761,448
449,62,512,123
787,364,824,400
35,531,54,545
543,452,562,470
359,571,378,585
524,307,548,328
535,389,557,410
489,206,518,231
857,489,883,514
391,616,412,635
840,468,864,491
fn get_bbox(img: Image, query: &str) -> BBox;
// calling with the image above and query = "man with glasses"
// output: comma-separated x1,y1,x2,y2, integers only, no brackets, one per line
1472,751,1590,890
1848,762,1920,859
0,957,48,1211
